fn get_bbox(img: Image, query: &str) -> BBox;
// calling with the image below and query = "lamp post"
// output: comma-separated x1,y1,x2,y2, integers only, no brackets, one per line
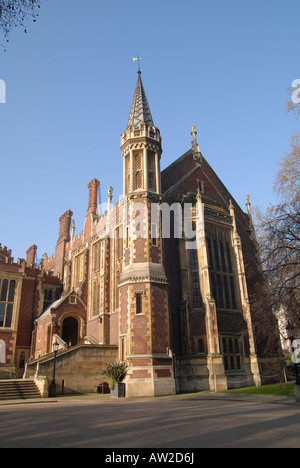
286,322,300,404
49,339,59,397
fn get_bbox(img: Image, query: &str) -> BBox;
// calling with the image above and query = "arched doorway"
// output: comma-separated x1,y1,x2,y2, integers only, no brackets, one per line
62,316,79,347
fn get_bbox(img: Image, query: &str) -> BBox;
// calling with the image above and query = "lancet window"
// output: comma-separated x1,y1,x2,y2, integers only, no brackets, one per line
93,241,101,273
189,249,203,308
134,152,143,190
148,152,156,191
206,228,238,311
0,278,15,328
222,336,242,371
92,283,100,318
43,289,55,312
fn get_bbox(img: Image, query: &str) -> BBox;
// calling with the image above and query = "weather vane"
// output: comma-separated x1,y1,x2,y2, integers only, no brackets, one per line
132,54,142,72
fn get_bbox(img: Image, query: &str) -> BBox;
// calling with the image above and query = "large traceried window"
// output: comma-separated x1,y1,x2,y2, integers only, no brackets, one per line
206,229,238,311
222,336,242,371
0,279,16,328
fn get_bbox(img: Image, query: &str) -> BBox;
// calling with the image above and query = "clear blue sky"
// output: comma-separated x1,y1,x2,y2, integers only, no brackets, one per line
0,0,299,261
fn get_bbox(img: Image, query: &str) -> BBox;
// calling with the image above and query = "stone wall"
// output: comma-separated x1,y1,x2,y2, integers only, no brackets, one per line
25,344,118,394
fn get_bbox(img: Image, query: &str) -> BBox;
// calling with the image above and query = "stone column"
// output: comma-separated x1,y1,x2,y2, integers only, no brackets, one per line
229,200,261,386
196,193,227,391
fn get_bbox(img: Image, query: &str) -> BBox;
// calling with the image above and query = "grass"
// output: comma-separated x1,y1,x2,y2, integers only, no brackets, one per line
222,382,295,397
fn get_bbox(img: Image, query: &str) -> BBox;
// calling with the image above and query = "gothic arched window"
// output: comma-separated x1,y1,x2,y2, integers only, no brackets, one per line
222,336,242,371
197,339,205,354
0,279,16,328
189,249,203,308
148,152,156,191
206,230,238,311
134,152,143,190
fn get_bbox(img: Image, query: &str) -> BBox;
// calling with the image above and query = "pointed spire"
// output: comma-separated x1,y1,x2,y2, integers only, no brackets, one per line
127,70,154,129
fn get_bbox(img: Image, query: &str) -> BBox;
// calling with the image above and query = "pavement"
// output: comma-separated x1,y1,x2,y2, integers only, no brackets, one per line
0,390,298,407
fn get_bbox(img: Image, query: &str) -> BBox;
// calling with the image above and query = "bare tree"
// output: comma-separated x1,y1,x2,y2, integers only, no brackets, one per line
246,256,283,357
255,134,300,337
275,135,300,204
250,83,300,360
254,83,300,338
0,0,42,49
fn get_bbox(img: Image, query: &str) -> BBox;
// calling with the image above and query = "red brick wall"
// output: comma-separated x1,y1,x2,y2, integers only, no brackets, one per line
151,284,169,354
34,313,52,358
119,287,128,336
17,277,39,348
109,312,119,346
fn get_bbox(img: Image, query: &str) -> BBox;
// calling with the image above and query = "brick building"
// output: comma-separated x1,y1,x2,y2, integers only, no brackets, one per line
0,244,61,379
3,70,274,395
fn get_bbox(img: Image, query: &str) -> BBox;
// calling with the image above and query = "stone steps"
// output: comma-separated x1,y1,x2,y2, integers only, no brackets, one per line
0,379,42,400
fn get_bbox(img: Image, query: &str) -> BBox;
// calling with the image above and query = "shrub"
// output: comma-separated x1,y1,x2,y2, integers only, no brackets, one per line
98,360,128,390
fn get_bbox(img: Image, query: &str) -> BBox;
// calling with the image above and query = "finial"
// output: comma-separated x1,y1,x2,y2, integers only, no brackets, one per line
107,187,113,213
108,186,113,205
191,124,202,163
246,195,252,217
133,55,142,73
191,124,197,140
229,199,238,233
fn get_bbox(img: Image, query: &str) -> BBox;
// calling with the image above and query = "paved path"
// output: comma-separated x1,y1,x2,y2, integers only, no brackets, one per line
0,392,300,448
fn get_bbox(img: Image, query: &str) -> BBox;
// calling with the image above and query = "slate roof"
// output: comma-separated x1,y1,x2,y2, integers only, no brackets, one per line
127,70,154,128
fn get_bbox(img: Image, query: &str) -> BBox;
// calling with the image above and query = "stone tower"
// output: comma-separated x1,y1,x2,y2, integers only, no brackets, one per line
119,69,176,397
